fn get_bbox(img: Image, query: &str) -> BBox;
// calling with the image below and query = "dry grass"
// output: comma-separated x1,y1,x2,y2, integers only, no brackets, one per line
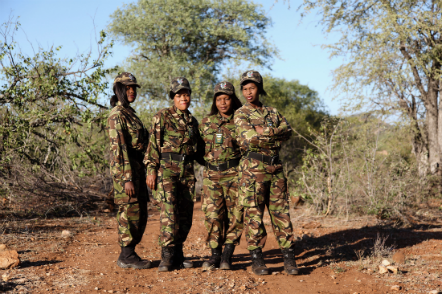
372,233,395,259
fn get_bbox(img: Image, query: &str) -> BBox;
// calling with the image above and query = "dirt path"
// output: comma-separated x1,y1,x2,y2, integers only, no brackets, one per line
1,203,442,293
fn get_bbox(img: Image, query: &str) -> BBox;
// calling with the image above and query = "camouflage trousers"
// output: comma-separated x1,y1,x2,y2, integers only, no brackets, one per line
153,159,196,247
238,157,295,251
202,166,243,249
113,161,149,247
116,199,148,247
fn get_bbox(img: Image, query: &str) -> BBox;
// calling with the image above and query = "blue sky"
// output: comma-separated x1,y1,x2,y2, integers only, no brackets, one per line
0,0,343,114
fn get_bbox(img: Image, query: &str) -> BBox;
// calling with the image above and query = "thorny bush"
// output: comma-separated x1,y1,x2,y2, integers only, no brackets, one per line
290,115,430,219
0,19,115,218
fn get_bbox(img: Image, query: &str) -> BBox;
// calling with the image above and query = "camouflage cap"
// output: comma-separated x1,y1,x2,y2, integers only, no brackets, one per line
214,81,235,96
170,77,191,98
240,70,263,86
113,72,140,88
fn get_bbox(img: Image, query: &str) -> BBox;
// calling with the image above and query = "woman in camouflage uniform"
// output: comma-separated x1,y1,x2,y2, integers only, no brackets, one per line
235,70,299,276
144,77,205,272
199,81,243,270
107,72,151,269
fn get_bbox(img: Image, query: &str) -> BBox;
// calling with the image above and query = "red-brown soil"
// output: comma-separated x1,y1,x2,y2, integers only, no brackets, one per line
1,202,441,293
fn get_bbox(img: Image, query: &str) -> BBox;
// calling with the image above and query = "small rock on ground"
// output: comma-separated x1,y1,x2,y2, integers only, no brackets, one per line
0,249,20,269
392,251,406,264
61,230,72,237
378,265,388,274
391,285,401,291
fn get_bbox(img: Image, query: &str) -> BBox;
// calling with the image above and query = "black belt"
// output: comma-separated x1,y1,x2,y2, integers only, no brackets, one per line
206,159,240,172
246,152,280,165
161,153,192,162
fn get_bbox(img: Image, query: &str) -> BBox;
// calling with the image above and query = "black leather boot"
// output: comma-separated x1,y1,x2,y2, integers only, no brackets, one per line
158,246,174,272
281,247,299,275
202,247,222,270
173,243,193,269
250,248,269,275
117,246,151,269
219,244,235,270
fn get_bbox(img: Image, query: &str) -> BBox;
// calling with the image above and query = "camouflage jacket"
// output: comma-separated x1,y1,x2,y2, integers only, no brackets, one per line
143,106,205,175
234,102,292,157
199,113,241,164
107,101,149,186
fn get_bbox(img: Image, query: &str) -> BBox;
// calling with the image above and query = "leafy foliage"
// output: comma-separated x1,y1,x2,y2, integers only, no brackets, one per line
299,0,442,176
260,75,328,165
292,115,426,219
0,19,114,216
108,0,277,104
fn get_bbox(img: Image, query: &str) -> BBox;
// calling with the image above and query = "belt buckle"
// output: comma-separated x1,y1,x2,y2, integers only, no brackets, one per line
271,156,278,165
181,154,187,162
216,165,220,171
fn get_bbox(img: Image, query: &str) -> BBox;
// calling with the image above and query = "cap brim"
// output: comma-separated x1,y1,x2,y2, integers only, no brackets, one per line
214,90,234,96
171,85,191,93
122,82,140,88
240,79,259,85
170,86,191,99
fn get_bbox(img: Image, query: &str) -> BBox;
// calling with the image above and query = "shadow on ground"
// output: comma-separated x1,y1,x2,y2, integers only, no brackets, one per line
230,222,442,274
19,259,62,269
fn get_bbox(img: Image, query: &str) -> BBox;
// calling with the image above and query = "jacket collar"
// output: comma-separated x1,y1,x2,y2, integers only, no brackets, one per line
170,105,192,125
215,112,233,123
244,102,268,116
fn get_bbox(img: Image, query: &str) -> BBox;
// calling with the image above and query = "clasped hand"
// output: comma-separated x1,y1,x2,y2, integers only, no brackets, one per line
255,125,264,135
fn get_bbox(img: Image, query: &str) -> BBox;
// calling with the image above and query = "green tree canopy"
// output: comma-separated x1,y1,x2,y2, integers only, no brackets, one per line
262,75,327,130
261,76,328,165
108,0,277,104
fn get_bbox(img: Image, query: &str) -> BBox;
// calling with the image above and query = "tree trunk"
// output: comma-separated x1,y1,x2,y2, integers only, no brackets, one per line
407,94,428,178
438,87,442,168
425,87,440,174
412,138,429,178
